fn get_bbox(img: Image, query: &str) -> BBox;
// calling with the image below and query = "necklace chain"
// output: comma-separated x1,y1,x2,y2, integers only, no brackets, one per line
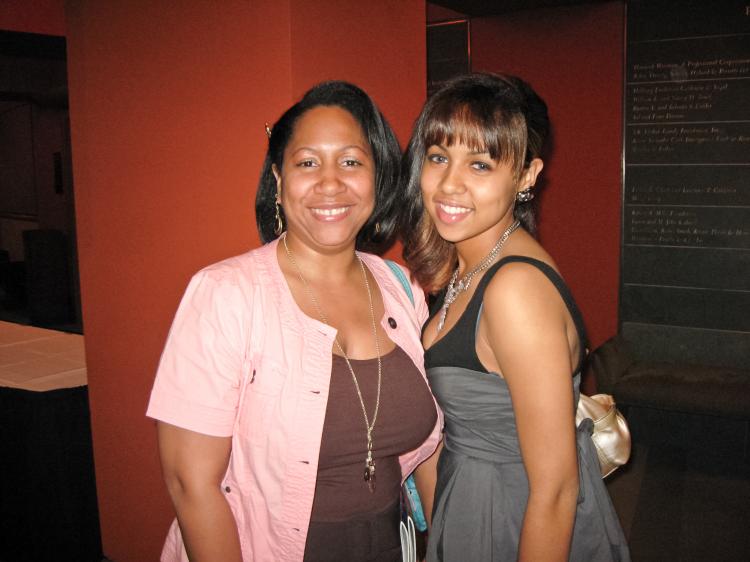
282,233,381,492
437,220,521,333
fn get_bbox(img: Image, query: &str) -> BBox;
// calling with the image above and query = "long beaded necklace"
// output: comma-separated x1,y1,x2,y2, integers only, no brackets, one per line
282,233,382,492
437,220,521,333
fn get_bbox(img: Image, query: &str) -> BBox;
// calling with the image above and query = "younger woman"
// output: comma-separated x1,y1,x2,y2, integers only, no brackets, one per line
402,73,629,561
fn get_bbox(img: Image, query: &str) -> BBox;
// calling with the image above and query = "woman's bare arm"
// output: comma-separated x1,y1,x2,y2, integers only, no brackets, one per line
482,264,579,562
157,422,242,562
414,440,443,528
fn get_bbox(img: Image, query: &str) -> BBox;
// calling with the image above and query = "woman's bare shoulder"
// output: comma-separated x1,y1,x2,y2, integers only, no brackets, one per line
482,250,566,325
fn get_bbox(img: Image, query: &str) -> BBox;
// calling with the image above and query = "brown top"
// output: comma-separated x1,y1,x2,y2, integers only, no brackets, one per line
309,345,437,522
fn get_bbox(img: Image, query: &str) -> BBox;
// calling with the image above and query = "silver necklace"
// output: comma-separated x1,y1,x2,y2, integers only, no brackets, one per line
282,234,381,493
437,220,521,333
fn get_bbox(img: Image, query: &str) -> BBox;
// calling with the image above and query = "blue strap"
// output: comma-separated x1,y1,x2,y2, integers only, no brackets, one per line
385,260,414,306
403,474,427,531
384,260,427,532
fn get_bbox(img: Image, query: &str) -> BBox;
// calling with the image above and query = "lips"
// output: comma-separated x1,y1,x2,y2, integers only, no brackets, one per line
435,201,472,224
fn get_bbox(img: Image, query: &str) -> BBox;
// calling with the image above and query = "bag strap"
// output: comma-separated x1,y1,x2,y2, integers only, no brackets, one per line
385,259,414,306
384,259,428,532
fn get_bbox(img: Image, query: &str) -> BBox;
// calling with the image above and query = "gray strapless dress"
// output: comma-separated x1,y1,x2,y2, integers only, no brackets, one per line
425,257,630,562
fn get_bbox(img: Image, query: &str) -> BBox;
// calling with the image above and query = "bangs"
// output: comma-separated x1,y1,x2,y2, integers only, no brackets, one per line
422,102,527,177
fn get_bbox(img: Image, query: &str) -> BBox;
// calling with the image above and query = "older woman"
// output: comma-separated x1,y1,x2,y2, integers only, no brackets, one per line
147,81,441,562
402,73,629,561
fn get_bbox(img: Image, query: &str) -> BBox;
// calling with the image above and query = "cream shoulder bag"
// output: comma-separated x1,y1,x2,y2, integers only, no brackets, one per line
576,393,632,478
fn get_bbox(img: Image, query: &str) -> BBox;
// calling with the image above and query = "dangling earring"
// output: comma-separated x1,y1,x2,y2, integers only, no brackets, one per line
375,222,381,234
274,193,284,236
516,187,535,203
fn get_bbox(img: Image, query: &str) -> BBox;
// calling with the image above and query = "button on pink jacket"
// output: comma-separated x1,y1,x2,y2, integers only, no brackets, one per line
147,240,443,562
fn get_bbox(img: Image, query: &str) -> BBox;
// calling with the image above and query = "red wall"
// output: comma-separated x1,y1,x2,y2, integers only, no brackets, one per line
427,3,467,23
290,0,426,145
471,1,625,351
63,1,425,560
0,0,65,35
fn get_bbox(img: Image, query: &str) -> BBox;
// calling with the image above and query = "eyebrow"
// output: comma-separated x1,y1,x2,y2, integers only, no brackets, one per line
428,143,450,152
342,144,371,154
290,144,370,156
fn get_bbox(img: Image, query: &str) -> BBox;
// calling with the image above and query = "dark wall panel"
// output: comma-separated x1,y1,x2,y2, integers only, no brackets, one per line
621,285,750,332
623,247,750,291
622,0,750,368
427,20,470,95
622,322,749,368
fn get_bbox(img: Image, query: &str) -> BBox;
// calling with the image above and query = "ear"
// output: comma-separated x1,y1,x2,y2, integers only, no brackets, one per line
271,164,282,198
519,158,544,192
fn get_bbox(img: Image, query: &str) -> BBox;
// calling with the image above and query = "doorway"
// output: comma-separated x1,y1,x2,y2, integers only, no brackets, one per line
0,30,81,333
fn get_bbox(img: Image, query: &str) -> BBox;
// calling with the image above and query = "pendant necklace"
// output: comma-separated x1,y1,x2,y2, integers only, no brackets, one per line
282,233,381,492
437,220,521,333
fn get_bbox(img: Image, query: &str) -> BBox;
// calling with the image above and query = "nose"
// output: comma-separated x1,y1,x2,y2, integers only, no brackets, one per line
437,162,465,195
315,161,346,196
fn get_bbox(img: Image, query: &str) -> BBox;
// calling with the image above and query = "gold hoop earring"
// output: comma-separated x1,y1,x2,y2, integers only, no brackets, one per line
274,194,284,236
375,222,381,234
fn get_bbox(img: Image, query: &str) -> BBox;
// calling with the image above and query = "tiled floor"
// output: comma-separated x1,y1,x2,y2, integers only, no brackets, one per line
0,320,87,391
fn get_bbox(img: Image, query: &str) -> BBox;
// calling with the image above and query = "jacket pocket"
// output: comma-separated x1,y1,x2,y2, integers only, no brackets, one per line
236,358,285,446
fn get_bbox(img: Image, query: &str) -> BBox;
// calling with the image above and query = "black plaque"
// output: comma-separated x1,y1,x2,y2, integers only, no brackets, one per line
622,0,750,368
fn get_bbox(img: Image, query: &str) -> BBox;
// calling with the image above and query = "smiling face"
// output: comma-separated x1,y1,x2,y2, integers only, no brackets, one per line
420,141,523,252
274,105,375,255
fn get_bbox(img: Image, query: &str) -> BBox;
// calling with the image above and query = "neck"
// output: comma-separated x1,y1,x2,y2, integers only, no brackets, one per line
279,232,360,283
455,217,518,276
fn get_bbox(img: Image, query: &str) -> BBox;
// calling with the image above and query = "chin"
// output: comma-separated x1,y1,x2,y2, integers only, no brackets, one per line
432,224,467,244
309,230,361,250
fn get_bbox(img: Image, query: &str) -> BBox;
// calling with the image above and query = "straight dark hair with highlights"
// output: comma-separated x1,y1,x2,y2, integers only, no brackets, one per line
256,80,401,254
400,73,549,292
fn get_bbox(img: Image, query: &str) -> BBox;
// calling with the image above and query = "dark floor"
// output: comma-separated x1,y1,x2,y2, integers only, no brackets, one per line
605,407,750,561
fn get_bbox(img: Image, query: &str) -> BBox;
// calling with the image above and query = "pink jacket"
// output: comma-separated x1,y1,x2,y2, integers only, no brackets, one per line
147,240,442,561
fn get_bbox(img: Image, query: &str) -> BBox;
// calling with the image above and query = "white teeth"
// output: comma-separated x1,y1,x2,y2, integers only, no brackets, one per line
312,207,348,216
439,203,471,215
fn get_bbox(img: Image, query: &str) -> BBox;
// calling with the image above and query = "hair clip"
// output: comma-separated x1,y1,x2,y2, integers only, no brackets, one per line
265,123,272,139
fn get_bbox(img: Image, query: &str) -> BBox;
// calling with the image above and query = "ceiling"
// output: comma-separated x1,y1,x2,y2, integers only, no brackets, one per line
429,0,610,17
